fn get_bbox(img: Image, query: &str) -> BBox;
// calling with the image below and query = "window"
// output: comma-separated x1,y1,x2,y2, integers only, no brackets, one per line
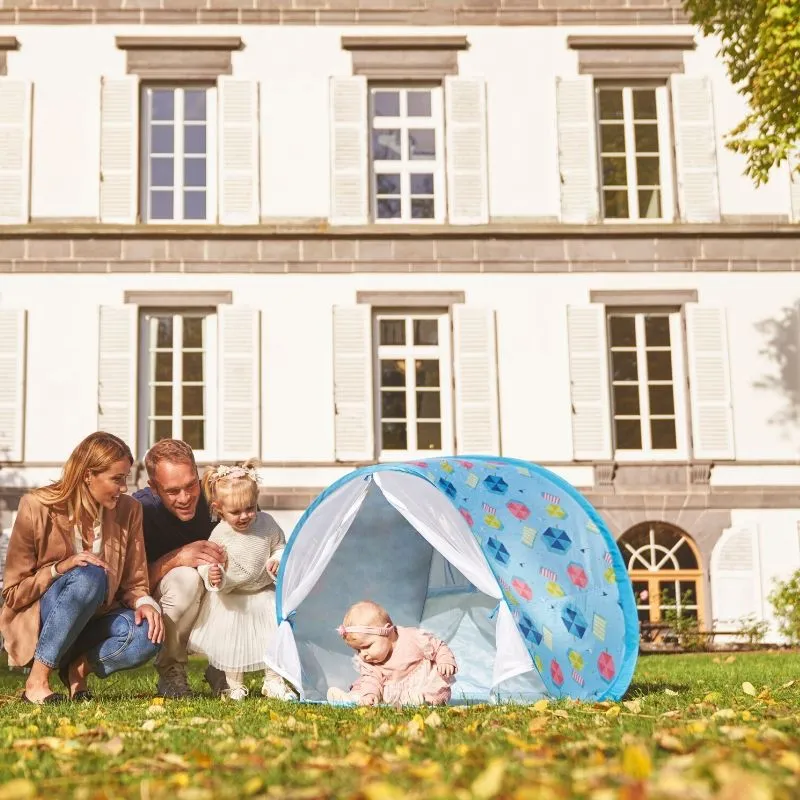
140,86,216,223
596,85,673,221
619,522,704,628
374,312,453,458
138,311,217,458
370,86,445,223
607,309,687,457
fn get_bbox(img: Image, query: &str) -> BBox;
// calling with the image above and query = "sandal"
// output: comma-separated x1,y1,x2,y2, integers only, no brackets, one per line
58,664,93,702
21,692,66,705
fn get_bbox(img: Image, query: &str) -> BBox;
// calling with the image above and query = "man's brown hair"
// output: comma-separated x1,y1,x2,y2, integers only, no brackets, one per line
144,438,197,479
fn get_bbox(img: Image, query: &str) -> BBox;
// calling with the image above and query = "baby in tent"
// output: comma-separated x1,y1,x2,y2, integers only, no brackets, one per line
188,462,296,701
327,600,458,706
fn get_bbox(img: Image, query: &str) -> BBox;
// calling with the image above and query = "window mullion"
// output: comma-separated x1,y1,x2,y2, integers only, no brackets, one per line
623,88,640,220
635,314,652,451
173,314,184,440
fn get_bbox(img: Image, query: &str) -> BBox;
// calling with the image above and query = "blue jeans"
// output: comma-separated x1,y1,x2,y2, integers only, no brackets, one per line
35,565,161,676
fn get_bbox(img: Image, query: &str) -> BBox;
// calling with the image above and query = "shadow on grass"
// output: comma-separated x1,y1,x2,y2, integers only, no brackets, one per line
625,681,690,697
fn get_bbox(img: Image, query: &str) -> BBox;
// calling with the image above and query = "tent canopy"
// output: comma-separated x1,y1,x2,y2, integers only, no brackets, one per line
267,457,639,704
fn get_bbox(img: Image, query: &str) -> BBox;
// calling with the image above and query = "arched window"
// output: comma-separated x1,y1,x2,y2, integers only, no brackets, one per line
617,522,704,627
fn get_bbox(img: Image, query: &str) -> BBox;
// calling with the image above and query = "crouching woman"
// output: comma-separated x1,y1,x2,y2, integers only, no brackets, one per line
0,432,164,704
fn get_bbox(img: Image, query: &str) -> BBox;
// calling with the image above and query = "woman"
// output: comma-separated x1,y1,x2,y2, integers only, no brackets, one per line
0,431,164,704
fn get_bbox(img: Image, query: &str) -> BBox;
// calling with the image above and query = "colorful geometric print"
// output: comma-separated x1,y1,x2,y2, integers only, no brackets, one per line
390,456,638,702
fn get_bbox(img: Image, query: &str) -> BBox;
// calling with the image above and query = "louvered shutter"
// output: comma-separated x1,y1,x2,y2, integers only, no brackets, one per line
789,154,800,222
0,79,32,225
0,309,26,462
453,306,499,454
671,75,721,223
444,76,489,225
710,526,762,629
217,78,260,225
556,77,599,224
218,306,261,460
333,305,373,461
97,306,138,453
685,304,734,460
99,77,139,224
329,76,368,226
567,305,612,460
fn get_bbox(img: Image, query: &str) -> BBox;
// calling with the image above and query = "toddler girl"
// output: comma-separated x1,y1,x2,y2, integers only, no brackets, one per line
326,600,457,706
188,462,295,702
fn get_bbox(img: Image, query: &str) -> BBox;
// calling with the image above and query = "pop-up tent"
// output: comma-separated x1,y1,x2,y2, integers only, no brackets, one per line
266,457,638,703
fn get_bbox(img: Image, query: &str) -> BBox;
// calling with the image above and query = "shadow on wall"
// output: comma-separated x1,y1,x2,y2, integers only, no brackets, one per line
754,301,800,432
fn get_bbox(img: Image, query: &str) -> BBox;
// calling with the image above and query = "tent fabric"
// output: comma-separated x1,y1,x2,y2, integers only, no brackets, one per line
267,456,639,703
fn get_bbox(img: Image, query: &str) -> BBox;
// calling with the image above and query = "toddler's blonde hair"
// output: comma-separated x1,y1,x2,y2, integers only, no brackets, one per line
342,601,393,645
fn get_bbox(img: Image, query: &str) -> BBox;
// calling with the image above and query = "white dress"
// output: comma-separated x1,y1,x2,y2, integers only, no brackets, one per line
188,512,286,674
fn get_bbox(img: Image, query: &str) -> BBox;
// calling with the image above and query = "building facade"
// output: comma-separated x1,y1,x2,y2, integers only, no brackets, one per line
1,5,799,637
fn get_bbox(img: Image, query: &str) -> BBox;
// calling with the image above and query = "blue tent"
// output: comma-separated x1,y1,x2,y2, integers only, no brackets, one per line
266,457,638,703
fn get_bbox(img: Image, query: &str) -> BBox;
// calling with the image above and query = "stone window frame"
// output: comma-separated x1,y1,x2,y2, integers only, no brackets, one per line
341,36,468,81
567,35,696,80
115,36,243,81
0,37,19,77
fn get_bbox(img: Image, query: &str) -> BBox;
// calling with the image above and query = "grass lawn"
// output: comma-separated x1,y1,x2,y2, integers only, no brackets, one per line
0,651,799,800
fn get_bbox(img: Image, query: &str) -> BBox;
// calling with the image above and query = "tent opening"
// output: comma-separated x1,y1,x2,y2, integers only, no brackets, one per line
281,472,546,703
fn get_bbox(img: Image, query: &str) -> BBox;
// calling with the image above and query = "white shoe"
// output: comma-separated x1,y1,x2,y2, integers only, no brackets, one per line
204,665,228,697
156,664,193,699
326,687,356,703
223,685,249,702
261,675,297,700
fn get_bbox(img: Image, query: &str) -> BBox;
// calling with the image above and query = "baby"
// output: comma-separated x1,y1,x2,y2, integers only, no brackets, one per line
326,600,457,707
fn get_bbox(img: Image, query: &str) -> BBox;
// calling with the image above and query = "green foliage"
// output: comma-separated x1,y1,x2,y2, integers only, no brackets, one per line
769,568,800,643
684,0,800,184
660,591,705,651
736,613,770,647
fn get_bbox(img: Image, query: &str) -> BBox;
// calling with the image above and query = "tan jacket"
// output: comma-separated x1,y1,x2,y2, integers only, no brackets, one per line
0,493,150,667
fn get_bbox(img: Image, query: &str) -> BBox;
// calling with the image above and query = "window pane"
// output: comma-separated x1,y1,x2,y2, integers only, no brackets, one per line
632,90,657,120
154,352,172,382
184,159,207,188
184,126,207,155
183,419,204,450
413,319,438,346
674,540,699,569
659,581,678,605
603,190,629,219
183,317,203,348
150,157,174,187
646,351,673,381
417,422,442,450
375,173,401,195
155,317,173,348
410,173,434,195
602,156,627,187
415,360,440,388
381,422,407,450
183,352,204,382
407,91,432,117
154,385,172,416
599,123,625,153
373,91,400,117
381,391,406,419
651,419,677,449
183,191,207,221
409,129,435,160
609,316,636,347
379,320,405,346
615,419,642,450
182,385,204,416
597,89,624,121
632,580,650,605
648,385,675,415
184,90,207,122
150,89,175,121
638,189,662,219
372,129,401,160
153,418,173,444
634,124,659,152
150,191,174,220
411,199,435,219
645,316,670,346
377,199,401,219
611,351,638,382
613,385,640,416
380,359,406,387
680,582,698,605
636,156,660,186
416,391,441,419
151,125,174,154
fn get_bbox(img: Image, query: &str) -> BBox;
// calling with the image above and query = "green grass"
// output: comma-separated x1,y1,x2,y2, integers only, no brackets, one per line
1,652,799,799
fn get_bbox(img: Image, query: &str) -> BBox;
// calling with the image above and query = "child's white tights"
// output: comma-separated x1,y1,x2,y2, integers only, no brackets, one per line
223,668,296,701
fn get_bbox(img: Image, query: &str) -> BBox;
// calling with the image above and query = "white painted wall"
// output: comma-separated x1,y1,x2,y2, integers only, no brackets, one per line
3,24,792,221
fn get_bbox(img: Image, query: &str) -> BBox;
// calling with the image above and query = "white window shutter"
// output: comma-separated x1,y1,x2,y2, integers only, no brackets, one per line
453,306,499,454
217,78,260,225
671,75,721,223
218,306,261,460
710,526,762,630
100,76,139,224
97,305,138,453
333,305,374,461
685,304,735,460
556,77,599,224
329,76,368,226
789,154,800,222
0,79,32,225
567,305,612,460
0,309,26,462
444,76,489,225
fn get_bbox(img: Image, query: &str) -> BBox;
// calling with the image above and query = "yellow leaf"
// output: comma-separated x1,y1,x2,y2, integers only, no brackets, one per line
140,719,161,732
533,699,549,713
188,717,208,726
362,783,405,800
242,778,264,796
781,680,795,689
778,751,800,774
394,745,411,760
169,773,190,788
552,709,569,719
150,696,165,706
724,655,736,664
344,751,371,768
741,710,753,721
712,709,736,720
703,692,720,704
605,706,621,718
0,780,37,800
370,722,393,738
621,744,652,780
409,761,443,780
404,716,425,740
664,688,679,696
471,758,507,800
622,699,642,714
742,682,757,697
424,711,443,728
655,733,685,753
687,720,708,735
146,705,166,716
269,711,281,721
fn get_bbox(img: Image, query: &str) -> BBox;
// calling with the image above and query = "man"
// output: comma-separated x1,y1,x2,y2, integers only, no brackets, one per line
133,439,227,698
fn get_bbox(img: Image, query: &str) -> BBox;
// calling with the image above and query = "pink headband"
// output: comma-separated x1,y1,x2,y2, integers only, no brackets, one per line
337,623,395,638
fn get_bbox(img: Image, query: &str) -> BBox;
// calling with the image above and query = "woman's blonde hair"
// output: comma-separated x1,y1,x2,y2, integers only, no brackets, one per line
33,431,133,521
201,459,260,513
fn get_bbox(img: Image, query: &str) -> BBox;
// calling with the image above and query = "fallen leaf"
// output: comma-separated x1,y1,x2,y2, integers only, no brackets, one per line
781,680,795,689
742,682,757,697
88,736,123,757
712,709,736,720
187,718,208,726
622,699,642,714
605,706,621,718
664,688,679,696
404,715,425,740
0,780,37,800
370,722,393,738
724,655,736,664
424,711,442,728
146,705,166,716
471,758,508,800
621,743,651,780
533,699,549,713
778,751,800,774
150,697,165,706
242,777,265,796
362,782,406,800
654,733,685,753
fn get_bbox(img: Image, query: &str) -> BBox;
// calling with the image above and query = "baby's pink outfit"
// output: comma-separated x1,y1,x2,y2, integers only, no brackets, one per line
351,626,457,706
